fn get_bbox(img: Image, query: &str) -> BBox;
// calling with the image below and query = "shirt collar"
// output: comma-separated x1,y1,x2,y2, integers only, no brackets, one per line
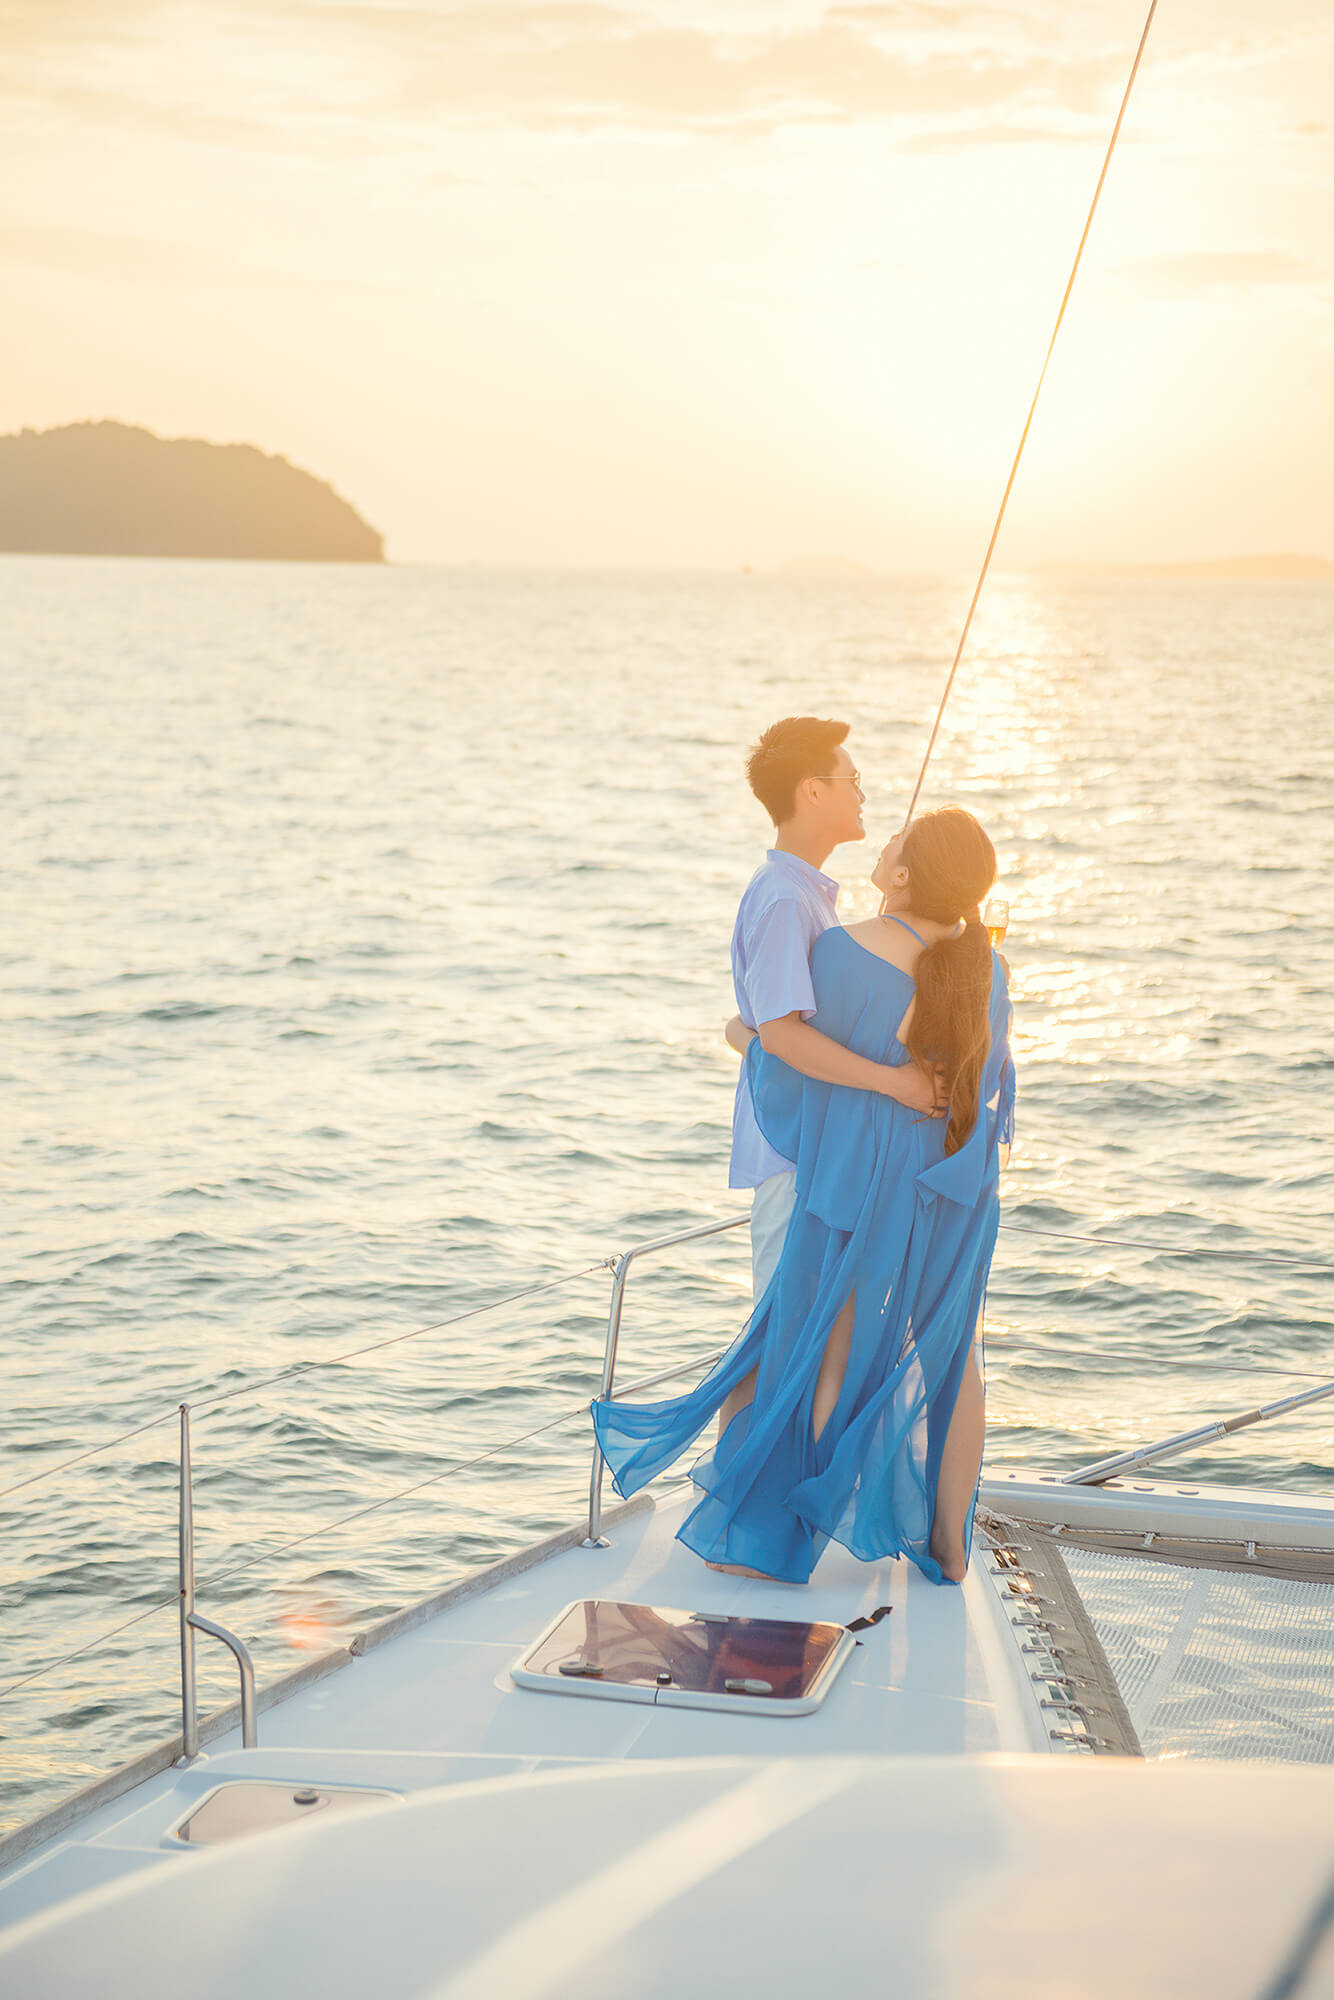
766,848,839,904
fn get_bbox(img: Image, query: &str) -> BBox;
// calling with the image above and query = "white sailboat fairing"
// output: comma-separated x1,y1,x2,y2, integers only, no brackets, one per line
0,1757,1330,1999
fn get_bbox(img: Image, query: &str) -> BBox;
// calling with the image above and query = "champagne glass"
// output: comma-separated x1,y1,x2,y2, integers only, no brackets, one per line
983,897,1009,949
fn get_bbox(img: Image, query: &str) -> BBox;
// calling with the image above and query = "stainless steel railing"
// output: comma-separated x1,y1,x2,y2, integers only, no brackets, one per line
1064,1377,1334,1486
6,1214,1331,1767
3,1229,752,1761
177,1404,257,1758
583,1214,749,1547
0,1260,617,1732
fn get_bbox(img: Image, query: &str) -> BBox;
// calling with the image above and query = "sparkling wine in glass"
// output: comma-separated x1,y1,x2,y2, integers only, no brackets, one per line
983,897,1009,949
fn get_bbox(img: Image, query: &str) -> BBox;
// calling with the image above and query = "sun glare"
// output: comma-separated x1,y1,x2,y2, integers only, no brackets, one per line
278,1605,338,1653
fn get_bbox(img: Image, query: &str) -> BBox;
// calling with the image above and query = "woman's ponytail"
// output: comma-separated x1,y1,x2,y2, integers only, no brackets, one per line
895,811,998,1156
905,911,993,1154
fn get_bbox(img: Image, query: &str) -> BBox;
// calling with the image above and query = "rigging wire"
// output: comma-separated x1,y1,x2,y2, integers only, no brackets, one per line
0,1259,610,1504
4,1219,1330,1509
5,1200,1328,1512
0,1594,178,1704
997,1222,1334,1272
7,1356,1330,1704
7,1335,1329,1708
989,1347,1334,1384
185,1259,612,1417
0,1402,594,1707
902,0,1161,825
0,1409,179,1506
190,1400,591,1601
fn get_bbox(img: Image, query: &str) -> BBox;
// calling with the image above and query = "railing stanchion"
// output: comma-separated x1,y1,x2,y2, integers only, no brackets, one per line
189,1614,258,1748
176,1399,260,1754
177,1403,198,1762
584,1254,631,1547
582,1215,750,1549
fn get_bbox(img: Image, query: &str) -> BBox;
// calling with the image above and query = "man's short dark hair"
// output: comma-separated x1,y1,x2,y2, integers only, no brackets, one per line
746,716,849,825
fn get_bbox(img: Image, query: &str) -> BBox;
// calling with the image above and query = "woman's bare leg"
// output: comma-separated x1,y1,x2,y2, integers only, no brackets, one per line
722,1287,855,1446
718,1367,757,1441
708,1366,786,1576
812,1292,856,1444
707,1372,760,1572
930,1340,985,1583
707,1293,855,1580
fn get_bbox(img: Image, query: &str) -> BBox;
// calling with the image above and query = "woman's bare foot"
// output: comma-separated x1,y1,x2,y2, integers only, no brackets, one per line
705,1560,795,1582
929,1525,967,1583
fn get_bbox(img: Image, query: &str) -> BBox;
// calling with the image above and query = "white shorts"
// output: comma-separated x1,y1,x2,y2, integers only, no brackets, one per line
750,1169,797,1301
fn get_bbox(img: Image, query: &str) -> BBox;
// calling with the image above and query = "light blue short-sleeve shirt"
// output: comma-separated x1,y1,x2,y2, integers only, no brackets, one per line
729,850,840,1189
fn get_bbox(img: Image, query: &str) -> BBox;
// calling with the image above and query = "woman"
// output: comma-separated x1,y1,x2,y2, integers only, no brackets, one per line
591,805,1014,1586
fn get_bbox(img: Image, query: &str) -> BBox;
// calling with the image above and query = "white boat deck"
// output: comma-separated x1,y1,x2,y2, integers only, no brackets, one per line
0,1480,1048,1932
5,1478,1334,1997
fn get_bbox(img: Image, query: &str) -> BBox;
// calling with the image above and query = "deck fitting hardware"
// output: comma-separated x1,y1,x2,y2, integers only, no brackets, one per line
1010,1613,1056,1635
723,1678,774,1696
1006,1584,1054,1607
558,1659,605,1678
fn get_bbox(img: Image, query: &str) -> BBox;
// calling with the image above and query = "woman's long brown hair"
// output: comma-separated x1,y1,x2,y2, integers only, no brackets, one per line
897,806,998,1156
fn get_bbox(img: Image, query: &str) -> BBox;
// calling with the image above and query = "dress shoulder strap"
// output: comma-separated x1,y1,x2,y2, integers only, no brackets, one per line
880,912,927,949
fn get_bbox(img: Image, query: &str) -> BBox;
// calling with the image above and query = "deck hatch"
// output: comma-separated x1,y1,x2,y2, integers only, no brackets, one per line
512,1599,857,1715
166,1781,400,1848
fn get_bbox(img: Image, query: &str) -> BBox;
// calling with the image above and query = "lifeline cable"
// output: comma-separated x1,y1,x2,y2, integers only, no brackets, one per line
0,1401,595,1705
0,1259,611,1504
903,0,1160,825
7,1209,1326,1509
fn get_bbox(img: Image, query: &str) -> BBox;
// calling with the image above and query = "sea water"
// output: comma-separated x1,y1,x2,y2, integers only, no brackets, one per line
3,556,1332,1826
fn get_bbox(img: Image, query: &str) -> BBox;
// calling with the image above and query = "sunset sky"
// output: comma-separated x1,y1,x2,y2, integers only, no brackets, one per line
3,1,1331,567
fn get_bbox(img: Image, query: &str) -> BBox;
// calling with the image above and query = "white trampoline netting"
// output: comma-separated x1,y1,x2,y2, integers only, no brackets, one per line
1060,1549,1334,1765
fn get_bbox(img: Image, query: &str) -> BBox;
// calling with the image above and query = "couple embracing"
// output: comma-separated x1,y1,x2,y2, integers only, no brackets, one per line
593,716,1014,1588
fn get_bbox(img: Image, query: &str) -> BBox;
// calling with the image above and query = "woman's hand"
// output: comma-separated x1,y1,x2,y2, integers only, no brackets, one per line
725,1014,757,1057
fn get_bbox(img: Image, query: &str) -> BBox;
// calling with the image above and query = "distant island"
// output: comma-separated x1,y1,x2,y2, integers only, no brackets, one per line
0,421,384,562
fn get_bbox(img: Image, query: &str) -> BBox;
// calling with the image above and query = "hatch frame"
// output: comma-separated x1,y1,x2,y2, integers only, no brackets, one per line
510,1598,859,1717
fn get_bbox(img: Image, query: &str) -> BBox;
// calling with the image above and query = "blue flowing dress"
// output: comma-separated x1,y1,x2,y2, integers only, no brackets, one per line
591,923,1015,1585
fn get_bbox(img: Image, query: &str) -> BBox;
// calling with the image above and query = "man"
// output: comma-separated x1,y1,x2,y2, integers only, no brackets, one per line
728,716,940,1329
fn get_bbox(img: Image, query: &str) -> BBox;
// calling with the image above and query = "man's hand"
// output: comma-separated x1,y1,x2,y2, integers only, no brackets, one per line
755,1011,948,1115
724,1014,757,1057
